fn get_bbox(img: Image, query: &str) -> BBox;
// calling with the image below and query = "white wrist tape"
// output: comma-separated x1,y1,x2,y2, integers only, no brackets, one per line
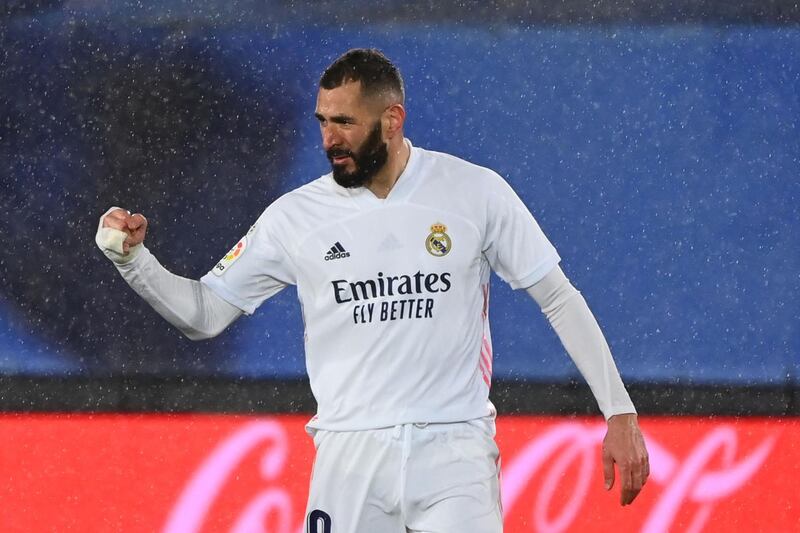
95,206,142,264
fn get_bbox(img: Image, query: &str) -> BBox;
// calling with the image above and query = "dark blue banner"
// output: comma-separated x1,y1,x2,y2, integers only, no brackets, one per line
2,18,797,385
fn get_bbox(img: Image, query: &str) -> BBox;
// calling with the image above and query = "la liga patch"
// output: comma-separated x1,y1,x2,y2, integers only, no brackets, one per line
212,234,248,276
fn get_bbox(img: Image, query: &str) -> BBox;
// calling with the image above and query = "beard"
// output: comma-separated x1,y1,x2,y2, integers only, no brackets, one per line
327,121,389,189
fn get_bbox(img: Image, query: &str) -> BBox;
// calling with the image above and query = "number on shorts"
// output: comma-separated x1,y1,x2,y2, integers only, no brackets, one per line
307,509,331,533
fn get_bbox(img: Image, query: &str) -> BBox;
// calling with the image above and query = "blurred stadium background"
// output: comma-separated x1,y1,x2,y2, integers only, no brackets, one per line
1,0,798,531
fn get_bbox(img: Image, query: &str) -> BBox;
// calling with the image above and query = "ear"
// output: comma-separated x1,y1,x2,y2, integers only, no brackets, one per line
383,103,406,140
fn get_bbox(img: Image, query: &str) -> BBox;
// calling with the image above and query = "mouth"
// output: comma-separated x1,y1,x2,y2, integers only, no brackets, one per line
331,155,352,165
328,149,353,166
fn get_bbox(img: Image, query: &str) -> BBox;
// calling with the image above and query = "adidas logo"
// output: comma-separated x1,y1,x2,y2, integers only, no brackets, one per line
324,242,350,261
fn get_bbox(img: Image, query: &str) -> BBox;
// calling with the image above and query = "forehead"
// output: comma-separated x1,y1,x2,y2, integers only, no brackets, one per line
315,80,373,116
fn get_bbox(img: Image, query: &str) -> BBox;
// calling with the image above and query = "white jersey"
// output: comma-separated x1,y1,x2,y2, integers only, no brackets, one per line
201,140,560,431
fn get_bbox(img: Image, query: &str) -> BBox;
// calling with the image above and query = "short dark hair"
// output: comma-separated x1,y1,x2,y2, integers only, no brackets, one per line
320,48,405,103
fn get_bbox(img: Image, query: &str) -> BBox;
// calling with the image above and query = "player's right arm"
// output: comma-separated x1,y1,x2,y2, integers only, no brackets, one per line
95,207,242,340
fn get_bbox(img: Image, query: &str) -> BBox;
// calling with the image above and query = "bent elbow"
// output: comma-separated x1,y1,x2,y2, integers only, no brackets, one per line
184,330,213,341
182,324,225,341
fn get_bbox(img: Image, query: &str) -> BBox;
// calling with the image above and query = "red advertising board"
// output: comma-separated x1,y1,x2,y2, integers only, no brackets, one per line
1,414,796,532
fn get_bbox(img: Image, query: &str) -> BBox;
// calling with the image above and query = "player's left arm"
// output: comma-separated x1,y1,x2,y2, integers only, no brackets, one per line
526,266,649,506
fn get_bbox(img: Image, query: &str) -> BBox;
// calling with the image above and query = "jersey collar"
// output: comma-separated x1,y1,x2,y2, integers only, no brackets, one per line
344,138,422,210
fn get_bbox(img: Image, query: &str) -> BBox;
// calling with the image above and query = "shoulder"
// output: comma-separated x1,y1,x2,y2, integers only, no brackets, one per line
413,145,510,195
253,174,344,240
259,174,341,216
269,175,336,210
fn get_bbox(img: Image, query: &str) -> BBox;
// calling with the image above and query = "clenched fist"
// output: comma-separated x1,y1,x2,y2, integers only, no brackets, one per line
95,207,148,264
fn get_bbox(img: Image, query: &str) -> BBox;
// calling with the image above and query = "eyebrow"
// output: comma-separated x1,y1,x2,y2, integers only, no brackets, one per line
314,113,357,124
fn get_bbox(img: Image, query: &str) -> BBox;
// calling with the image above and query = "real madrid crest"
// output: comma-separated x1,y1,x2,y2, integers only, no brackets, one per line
425,222,452,257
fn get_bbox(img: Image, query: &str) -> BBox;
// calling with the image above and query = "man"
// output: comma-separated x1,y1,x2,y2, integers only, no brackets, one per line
96,48,648,532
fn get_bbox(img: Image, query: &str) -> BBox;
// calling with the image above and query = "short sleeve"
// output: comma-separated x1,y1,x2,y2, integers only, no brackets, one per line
200,207,296,315
482,172,561,289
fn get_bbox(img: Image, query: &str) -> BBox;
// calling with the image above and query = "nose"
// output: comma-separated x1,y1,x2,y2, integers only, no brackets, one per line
321,125,340,151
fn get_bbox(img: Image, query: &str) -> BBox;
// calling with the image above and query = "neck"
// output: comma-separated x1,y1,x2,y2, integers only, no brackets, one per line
366,137,410,199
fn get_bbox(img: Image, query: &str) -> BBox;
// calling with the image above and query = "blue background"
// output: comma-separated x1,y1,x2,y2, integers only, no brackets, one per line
2,17,797,385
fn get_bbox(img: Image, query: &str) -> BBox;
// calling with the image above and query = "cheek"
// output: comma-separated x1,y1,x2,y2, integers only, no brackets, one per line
328,130,352,149
347,134,366,153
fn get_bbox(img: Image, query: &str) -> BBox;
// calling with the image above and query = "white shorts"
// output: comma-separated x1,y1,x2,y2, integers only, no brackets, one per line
304,418,503,533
